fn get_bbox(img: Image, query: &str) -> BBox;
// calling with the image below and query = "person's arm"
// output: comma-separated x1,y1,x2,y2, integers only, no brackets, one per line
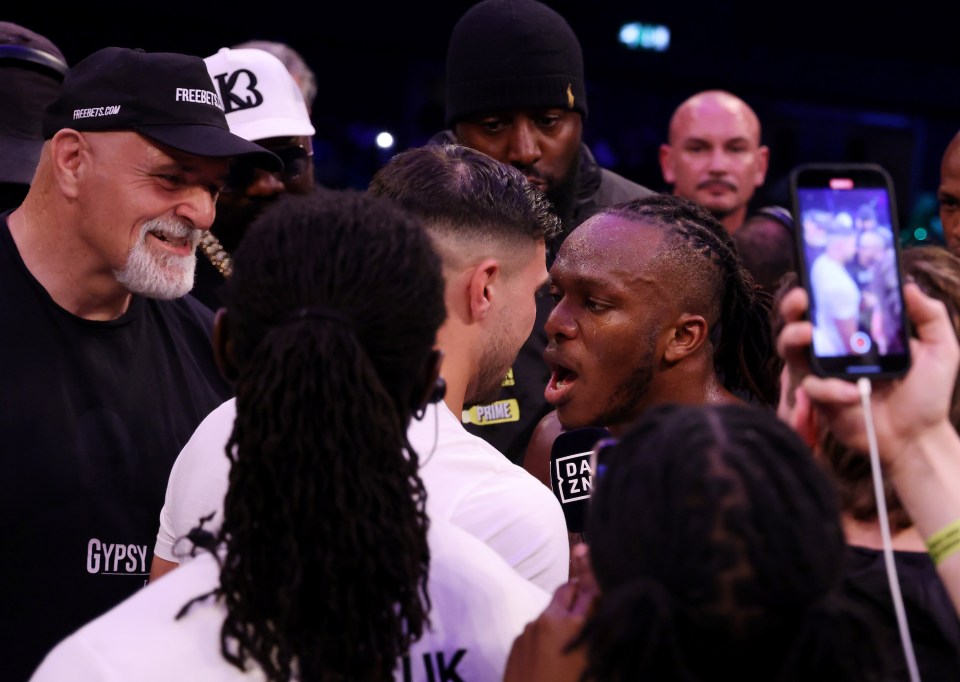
148,555,179,583
778,283,960,613
503,577,594,682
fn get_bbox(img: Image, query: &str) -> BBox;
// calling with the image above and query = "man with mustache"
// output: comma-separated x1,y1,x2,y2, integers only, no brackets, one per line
431,0,654,463
659,90,769,235
0,46,279,680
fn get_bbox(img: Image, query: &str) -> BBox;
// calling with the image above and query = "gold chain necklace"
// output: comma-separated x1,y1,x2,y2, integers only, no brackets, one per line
198,231,233,278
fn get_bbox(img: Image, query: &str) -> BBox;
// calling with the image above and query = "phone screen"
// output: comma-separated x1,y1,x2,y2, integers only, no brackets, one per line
791,164,911,379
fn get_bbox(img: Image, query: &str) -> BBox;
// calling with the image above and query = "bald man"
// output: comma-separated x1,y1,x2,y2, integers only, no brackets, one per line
659,89,769,234
938,130,960,257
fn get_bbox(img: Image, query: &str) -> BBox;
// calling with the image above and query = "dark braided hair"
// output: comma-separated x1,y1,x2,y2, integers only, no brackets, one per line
601,194,780,406
579,403,889,681
179,190,446,681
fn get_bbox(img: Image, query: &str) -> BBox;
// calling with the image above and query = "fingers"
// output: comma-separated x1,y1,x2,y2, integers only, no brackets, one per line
905,283,960,364
779,286,808,324
546,580,580,615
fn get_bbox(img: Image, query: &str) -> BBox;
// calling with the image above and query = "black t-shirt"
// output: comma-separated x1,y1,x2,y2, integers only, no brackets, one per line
843,545,960,681
0,215,232,680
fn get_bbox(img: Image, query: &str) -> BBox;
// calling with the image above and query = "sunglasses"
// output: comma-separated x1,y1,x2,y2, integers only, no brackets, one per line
224,144,313,193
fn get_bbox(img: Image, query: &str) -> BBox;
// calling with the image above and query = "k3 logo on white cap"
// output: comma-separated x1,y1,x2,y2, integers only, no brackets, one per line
213,69,264,114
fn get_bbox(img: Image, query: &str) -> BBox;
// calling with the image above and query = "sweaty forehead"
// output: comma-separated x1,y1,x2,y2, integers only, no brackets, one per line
552,213,665,285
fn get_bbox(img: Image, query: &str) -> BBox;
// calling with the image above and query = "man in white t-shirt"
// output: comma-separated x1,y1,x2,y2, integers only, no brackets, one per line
810,219,861,356
33,519,550,682
151,144,570,592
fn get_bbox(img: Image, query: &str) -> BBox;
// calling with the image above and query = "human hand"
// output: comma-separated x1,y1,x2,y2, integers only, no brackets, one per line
777,283,959,462
503,568,597,682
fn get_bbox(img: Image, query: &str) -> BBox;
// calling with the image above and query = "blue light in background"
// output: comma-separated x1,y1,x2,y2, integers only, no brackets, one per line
619,23,670,52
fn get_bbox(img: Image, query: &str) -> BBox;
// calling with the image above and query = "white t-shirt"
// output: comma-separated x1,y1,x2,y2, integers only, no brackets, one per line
810,253,861,356
411,402,569,591
155,400,569,592
32,519,550,682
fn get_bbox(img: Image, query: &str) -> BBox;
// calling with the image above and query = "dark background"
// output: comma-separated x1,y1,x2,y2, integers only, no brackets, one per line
10,1,960,244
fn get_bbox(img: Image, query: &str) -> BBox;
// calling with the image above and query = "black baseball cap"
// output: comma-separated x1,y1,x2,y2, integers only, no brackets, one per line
42,46,281,170
0,22,68,185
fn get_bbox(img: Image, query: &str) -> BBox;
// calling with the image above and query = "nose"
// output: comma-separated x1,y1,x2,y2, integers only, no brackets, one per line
175,185,217,231
708,147,730,174
245,170,287,198
506,119,542,169
544,298,576,341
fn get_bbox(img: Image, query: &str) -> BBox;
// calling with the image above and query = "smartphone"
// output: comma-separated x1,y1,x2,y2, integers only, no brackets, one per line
789,163,911,380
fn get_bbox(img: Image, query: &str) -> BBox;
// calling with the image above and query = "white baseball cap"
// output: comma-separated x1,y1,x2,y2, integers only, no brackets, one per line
204,47,315,142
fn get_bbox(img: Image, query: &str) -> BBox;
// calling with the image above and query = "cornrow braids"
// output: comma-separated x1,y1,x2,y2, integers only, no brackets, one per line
179,190,446,682
579,403,889,681
603,194,779,406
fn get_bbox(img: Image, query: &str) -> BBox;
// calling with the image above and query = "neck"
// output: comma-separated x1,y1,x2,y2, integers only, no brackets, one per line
9,197,132,320
606,365,738,437
843,513,926,552
435,323,470,417
718,205,748,235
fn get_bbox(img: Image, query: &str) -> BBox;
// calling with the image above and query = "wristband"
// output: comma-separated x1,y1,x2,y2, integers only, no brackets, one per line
926,518,960,566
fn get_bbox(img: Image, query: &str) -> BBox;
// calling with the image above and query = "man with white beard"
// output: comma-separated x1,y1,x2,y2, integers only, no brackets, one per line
0,46,279,681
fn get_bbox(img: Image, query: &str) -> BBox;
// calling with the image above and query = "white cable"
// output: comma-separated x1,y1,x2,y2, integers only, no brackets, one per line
857,377,921,682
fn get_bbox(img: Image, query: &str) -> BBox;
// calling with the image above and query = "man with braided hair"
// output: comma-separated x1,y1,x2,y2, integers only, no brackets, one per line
525,194,778,485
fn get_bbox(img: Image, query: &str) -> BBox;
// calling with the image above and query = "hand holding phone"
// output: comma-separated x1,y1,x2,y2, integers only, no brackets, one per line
789,163,911,380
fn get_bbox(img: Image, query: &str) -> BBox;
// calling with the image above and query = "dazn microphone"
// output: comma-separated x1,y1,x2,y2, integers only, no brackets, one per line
549,427,610,534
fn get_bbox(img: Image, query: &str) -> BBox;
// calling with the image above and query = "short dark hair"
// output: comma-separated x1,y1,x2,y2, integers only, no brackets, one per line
581,403,888,680
181,190,446,681
734,212,797,297
369,143,560,245
600,194,779,406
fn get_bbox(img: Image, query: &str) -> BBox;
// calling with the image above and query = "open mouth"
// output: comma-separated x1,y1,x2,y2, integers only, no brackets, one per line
544,363,579,405
149,231,195,255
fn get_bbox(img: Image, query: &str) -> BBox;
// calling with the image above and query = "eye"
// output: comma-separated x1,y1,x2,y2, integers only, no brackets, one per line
548,286,563,303
535,114,560,129
478,117,507,133
939,194,960,210
153,173,189,191
585,298,608,312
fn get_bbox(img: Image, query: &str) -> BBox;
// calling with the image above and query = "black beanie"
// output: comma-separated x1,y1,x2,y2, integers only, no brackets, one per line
445,0,588,128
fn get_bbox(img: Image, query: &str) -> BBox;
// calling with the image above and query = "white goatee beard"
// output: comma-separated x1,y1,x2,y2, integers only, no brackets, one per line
113,218,201,300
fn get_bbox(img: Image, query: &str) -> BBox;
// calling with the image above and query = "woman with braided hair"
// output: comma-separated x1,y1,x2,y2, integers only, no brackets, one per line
506,403,890,681
31,190,550,681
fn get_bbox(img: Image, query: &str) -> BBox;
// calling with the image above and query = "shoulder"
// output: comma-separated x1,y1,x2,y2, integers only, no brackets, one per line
29,556,229,681
595,167,656,204
412,519,551,681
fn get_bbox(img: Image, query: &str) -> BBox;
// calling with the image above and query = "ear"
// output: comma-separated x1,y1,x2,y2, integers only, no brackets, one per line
658,143,675,184
212,308,239,383
48,129,86,199
467,258,500,323
663,313,708,363
755,144,770,186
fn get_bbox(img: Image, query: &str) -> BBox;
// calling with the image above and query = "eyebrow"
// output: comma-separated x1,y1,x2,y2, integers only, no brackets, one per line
552,270,626,293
